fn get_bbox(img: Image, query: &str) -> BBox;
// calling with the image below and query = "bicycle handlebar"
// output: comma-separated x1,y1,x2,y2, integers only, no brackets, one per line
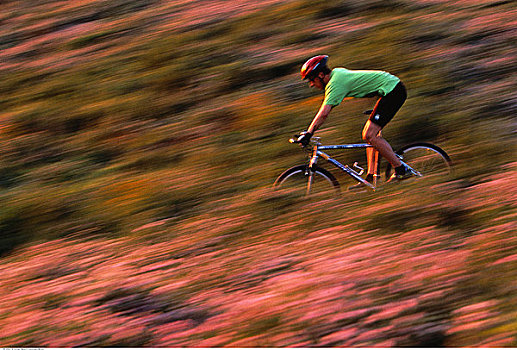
289,133,303,144
289,135,320,145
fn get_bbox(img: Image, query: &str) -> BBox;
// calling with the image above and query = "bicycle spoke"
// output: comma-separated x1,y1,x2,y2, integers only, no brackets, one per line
274,165,340,197
403,148,449,177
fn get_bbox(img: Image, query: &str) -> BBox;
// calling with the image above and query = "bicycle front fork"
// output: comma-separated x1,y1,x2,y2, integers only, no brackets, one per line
306,172,314,196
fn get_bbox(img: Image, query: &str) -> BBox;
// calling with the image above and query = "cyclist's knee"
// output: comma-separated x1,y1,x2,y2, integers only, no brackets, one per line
363,120,382,144
362,130,375,143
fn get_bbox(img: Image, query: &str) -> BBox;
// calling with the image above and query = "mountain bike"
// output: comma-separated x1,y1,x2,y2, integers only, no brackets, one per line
273,133,452,196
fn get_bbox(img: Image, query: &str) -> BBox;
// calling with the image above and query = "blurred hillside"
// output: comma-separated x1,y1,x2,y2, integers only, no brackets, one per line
0,0,515,347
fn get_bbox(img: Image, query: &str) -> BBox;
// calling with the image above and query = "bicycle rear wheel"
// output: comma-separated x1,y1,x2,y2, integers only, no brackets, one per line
274,165,340,196
385,142,452,180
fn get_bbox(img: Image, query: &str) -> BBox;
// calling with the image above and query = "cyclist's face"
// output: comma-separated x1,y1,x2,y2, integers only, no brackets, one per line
308,73,325,90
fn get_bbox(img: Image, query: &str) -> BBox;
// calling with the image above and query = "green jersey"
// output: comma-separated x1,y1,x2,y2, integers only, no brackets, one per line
323,68,400,106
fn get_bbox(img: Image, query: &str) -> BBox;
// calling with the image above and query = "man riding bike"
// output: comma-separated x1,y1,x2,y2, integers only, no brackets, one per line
297,55,412,187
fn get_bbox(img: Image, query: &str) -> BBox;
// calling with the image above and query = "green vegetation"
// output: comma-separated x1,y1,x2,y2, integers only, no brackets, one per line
0,0,515,347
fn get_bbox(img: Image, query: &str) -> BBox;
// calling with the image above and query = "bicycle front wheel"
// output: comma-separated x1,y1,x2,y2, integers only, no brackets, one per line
274,165,340,196
385,142,452,180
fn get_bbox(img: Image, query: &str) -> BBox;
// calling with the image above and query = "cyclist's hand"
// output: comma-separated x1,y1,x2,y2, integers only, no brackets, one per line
297,131,313,147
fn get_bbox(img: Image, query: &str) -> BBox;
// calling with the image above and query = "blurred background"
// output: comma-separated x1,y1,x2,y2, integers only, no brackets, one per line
0,0,515,347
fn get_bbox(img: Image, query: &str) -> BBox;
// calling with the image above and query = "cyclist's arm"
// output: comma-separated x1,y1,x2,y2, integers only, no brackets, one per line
307,104,334,134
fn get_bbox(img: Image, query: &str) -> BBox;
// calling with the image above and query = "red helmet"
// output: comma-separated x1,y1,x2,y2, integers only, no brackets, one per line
301,55,328,80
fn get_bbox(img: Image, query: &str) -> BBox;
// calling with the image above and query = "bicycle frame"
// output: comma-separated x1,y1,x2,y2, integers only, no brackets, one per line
309,141,377,190
306,138,422,191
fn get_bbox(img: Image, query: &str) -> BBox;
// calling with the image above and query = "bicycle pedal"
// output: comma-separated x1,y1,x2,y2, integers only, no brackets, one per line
348,182,368,192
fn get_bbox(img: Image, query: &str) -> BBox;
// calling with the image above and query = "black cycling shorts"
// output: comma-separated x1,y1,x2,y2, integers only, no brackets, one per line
368,82,407,128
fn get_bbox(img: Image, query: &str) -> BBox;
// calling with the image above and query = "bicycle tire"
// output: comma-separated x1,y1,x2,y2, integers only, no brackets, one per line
274,165,340,195
385,142,452,180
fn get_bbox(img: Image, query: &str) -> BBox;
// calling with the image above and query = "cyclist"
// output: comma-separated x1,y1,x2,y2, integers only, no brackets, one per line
298,55,412,186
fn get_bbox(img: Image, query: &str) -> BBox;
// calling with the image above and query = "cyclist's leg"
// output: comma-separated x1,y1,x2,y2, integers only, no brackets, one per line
366,146,375,176
363,121,401,168
365,133,381,176
362,82,407,168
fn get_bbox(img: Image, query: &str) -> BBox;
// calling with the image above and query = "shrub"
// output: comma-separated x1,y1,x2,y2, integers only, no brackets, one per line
0,206,28,256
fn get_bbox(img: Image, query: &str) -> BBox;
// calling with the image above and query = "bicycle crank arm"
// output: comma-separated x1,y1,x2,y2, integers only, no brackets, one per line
344,165,376,190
